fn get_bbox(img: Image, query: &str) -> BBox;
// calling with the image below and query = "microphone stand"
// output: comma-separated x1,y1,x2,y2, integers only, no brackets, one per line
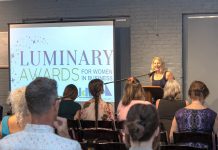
104,73,151,85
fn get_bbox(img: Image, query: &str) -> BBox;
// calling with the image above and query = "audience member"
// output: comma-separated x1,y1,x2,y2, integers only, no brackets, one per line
170,80,218,148
150,56,174,89
125,104,160,150
117,77,151,121
156,80,188,133
0,77,81,150
0,87,31,138
58,84,81,120
80,79,114,121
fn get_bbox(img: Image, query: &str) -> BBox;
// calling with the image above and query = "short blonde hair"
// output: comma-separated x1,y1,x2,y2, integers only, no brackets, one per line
7,87,30,127
163,80,181,100
151,56,166,73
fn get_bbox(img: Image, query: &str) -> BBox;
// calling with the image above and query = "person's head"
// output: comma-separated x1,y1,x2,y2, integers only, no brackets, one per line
151,56,165,73
122,77,145,106
88,79,104,98
125,104,160,147
25,77,58,117
163,80,181,100
7,87,30,128
188,80,209,102
63,84,78,100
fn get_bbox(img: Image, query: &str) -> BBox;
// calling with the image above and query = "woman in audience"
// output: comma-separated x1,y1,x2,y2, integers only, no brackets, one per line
80,79,114,121
0,87,31,138
125,104,160,150
156,80,188,133
58,84,81,120
117,77,151,121
150,56,174,89
170,80,218,148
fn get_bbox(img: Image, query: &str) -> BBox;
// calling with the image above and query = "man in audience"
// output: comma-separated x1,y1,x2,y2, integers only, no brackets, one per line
0,77,81,150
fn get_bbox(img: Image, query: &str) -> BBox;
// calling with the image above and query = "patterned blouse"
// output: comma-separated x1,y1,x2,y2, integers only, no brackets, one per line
80,98,114,120
175,108,217,149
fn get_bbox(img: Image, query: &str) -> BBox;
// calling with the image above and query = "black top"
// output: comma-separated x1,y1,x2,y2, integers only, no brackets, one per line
151,71,168,88
158,99,186,120
58,100,81,119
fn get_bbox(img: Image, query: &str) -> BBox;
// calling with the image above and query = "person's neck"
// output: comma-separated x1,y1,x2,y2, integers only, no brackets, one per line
155,70,163,74
191,99,204,105
130,139,153,150
188,99,206,109
31,113,55,127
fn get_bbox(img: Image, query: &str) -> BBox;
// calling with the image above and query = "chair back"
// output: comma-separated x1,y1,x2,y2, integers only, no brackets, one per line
160,145,208,150
77,128,121,143
173,132,213,150
80,142,127,150
160,131,169,145
79,120,114,130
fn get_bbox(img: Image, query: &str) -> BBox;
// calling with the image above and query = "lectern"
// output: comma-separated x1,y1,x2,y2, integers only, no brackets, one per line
143,86,163,104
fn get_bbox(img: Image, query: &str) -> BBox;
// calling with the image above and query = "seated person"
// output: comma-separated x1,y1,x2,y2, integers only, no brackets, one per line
156,80,188,133
80,79,114,121
0,87,31,138
117,77,151,121
124,104,160,150
0,77,81,150
58,84,81,120
170,80,218,149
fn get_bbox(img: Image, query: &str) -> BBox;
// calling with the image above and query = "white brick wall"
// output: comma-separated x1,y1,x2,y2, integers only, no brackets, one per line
1,0,218,113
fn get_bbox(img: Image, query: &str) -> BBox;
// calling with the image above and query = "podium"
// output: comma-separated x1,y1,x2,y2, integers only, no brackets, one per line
143,86,163,104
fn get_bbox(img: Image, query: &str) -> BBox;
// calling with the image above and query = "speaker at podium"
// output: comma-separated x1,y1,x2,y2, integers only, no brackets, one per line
143,86,163,104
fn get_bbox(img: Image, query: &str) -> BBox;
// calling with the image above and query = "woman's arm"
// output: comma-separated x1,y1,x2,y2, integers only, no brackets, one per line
74,110,81,120
156,99,160,109
169,117,178,143
213,116,218,134
166,71,174,80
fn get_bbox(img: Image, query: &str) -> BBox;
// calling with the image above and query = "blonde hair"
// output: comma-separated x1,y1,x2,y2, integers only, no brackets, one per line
151,56,166,73
7,87,30,128
121,77,146,106
163,80,181,100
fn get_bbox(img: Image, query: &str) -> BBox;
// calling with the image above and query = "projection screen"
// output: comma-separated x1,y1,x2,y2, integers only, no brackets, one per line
9,21,115,103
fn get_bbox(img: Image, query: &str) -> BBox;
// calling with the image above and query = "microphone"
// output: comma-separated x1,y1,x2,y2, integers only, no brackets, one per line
104,71,155,85
147,71,156,77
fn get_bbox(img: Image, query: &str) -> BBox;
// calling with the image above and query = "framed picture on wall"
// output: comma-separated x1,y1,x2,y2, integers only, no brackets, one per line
0,32,8,68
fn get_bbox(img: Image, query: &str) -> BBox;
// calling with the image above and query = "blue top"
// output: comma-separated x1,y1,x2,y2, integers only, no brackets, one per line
175,108,216,132
175,108,217,149
1,116,10,137
151,71,167,88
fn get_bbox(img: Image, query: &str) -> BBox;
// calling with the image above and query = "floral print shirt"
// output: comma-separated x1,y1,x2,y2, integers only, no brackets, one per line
81,98,114,120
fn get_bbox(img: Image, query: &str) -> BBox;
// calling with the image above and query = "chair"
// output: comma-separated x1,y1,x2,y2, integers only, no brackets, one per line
77,128,121,143
160,131,169,145
79,120,114,130
80,142,127,150
114,120,125,131
173,132,213,150
67,119,81,139
160,145,208,150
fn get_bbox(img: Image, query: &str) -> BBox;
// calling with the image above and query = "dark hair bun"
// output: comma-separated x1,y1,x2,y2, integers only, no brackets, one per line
127,121,145,141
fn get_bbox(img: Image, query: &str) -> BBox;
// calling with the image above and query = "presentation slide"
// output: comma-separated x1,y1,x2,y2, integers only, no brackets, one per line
9,21,115,102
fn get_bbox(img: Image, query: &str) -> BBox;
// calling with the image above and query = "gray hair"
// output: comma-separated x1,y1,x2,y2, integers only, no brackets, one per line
7,87,30,128
25,77,57,115
163,80,181,100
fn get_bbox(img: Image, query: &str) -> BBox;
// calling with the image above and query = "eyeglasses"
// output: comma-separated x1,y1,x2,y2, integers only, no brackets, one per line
55,96,63,101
